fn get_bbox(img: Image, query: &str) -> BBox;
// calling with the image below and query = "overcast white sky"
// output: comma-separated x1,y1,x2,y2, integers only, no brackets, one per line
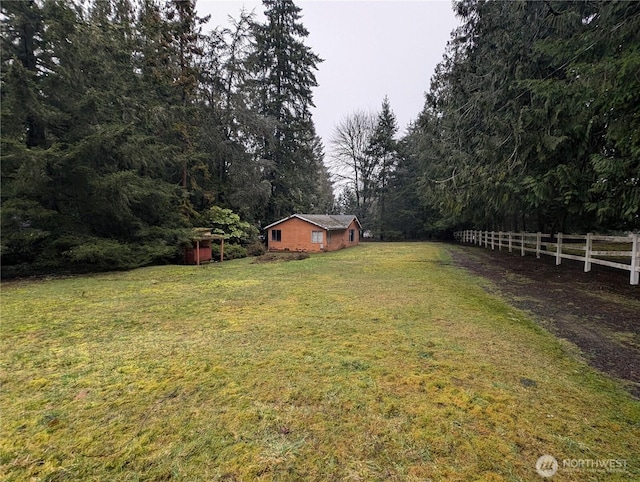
197,0,460,150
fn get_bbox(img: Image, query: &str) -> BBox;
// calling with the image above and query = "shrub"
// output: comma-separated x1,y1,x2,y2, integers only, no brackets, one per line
246,241,266,257
212,243,247,261
196,206,256,244
63,238,178,271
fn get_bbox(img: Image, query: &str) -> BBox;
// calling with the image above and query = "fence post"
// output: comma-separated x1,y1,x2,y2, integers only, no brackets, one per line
584,233,592,272
491,231,495,250
498,231,502,251
536,232,541,259
556,232,563,265
630,233,639,285
521,232,525,256
508,232,512,253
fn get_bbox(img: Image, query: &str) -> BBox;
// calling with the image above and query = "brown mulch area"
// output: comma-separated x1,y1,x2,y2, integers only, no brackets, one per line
446,243,640,398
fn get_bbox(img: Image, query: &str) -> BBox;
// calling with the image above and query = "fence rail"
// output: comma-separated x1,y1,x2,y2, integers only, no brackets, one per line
454,230,639,285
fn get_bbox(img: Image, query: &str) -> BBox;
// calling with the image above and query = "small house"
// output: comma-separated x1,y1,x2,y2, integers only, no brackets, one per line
264,214,361,253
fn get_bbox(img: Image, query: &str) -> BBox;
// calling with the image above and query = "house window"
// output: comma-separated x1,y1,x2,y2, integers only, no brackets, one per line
349,229,355,242
311,231,323,243
271,229,281,242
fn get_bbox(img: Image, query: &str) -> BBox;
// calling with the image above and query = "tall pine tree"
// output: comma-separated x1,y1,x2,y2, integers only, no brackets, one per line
367,96,399,239
248,0,331,221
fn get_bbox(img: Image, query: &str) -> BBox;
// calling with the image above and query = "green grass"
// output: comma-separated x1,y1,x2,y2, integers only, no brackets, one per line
1,243,638,481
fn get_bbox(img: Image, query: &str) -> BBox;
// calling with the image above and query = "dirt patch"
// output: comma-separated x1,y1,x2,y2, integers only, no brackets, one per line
252,252,310,263
447,244,640,398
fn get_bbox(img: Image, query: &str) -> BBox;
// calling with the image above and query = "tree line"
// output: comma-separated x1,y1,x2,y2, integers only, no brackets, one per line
3,0,638,277
400,0,639,236
1,0,333,276
331,0,638,241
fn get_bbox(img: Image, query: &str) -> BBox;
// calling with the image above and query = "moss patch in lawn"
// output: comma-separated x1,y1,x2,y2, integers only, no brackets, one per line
1,243,638,481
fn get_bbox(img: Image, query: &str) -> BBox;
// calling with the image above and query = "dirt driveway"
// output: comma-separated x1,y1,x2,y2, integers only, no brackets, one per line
446,243,640,398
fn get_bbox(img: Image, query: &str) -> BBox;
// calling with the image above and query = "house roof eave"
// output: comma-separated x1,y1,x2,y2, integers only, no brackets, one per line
264,214,361,232
263,214,296,231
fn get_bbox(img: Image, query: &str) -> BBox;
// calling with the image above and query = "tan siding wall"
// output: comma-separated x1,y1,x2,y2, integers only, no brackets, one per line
268,218,360,253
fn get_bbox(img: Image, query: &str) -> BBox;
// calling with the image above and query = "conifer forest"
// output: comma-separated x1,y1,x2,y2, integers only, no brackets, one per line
2,0,639,276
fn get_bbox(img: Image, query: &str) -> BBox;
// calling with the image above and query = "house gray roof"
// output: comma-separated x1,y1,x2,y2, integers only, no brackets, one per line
264,214,361,231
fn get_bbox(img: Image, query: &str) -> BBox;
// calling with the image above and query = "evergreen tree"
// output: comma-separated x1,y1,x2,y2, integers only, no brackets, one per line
1,0,49,264
248,0,331,221
408,0,639,234
1,0,46,148
530,0,640,229
198,9,266,217
138,0,210,210
385,130,431,240
1,0,189,276
367,96,399,239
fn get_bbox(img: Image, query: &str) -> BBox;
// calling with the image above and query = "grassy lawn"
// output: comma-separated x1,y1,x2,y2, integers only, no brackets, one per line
1,243,638,481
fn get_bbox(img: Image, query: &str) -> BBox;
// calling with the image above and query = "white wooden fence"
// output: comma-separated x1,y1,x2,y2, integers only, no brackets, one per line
454,230,640,285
